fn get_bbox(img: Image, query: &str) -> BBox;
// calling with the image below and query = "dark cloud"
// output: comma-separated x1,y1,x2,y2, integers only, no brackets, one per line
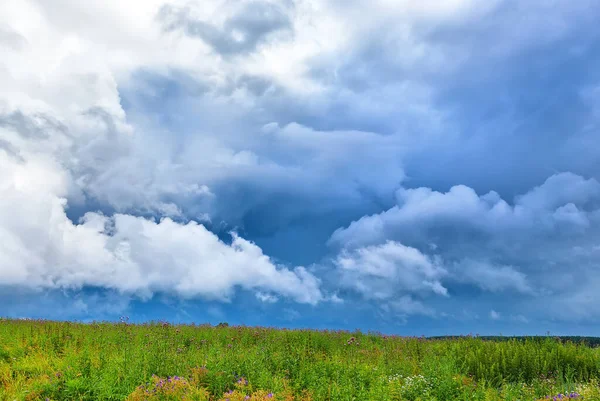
159,1,293,55
300,0,600,195
120,1,600,326
234,74,274,97
4,0,600,332
0,110,68,140
0,138,23,162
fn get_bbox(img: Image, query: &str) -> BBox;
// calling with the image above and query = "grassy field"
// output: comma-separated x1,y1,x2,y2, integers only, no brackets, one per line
1,319,600,401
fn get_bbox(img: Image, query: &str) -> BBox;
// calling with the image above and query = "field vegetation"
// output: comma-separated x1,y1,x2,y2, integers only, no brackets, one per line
1,318,600,401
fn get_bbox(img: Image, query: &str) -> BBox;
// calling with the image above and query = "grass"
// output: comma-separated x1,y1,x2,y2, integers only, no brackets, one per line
1,318,600,400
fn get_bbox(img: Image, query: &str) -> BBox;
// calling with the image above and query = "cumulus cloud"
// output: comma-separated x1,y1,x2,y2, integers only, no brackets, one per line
516,173,600,212
255,292,279,303
329,172,600,320
453,260,532,294
333,241,447,314
0,147,322,305
330,173,600,250
386,295,436,318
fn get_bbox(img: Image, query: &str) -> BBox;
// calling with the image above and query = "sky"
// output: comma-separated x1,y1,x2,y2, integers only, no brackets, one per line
1,0,600,336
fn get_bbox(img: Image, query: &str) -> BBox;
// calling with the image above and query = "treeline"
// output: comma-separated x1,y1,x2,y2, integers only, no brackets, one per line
430,336,600,347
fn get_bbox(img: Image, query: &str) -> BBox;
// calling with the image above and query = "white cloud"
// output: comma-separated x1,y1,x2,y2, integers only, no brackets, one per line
329,173,600,320
454,260,532,294
490,310,500,320
0,149,322,304
388,295,435,317
516,173,600,212
327,293,344,304
334,240,447,303
330,173,600,250
255,292,278,303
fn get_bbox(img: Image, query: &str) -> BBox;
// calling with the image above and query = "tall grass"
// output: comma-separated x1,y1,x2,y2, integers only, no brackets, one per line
1,318,599,400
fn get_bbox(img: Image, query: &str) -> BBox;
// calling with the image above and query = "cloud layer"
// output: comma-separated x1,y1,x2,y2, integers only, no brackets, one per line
1,0,600,331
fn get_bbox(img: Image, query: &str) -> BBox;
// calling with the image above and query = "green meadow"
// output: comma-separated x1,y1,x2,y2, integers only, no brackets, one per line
1,318,600,401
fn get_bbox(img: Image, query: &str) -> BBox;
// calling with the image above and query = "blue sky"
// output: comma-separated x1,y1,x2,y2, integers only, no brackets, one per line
1,0,600,335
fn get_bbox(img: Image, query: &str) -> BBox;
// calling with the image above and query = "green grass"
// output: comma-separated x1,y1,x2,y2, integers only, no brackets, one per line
1,318,600,400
